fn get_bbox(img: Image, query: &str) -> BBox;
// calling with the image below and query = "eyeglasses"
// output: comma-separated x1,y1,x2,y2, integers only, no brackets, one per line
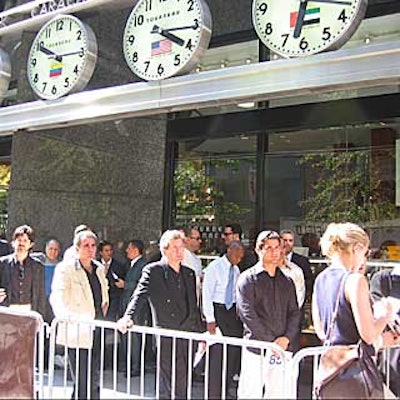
223,232,234,236
18,266,25,280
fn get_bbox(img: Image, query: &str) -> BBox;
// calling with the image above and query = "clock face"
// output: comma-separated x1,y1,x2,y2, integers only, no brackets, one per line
252,0,368,58
27,14,98,100
123,0,212,81
0,48,11,100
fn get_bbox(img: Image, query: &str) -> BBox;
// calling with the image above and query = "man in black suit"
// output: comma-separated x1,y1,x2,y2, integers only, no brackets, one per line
119,239,150,375
98,240,126,321
118,230,204,399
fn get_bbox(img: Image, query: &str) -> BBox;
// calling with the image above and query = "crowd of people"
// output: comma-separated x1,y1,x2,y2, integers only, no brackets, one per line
0,222,399,399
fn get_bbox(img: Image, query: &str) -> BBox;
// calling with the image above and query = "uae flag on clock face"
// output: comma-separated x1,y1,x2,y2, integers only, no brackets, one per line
290,7,321,28
151,39,172,56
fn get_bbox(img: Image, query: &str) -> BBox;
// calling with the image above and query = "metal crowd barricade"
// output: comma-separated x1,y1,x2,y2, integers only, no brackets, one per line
47,317,292,399
0,307,45,399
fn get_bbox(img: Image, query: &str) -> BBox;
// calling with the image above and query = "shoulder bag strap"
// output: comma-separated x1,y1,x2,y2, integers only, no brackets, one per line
325,273,348,346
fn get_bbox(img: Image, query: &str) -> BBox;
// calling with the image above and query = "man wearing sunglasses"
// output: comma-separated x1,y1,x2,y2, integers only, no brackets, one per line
0,225,46,316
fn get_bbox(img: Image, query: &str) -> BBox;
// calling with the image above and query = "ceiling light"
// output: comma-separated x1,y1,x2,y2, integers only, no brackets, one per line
237,101,256,109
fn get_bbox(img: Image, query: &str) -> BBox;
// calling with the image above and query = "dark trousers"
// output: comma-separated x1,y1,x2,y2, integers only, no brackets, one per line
68,328,101,399
208,303,243,399
120,330,143,373
158,336,190,399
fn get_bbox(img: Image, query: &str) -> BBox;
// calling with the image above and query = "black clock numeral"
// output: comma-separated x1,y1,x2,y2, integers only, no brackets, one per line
42,82,47,92
33,73,39,83
51,85,57,95
36,41,44,52
187,0,194,12
299,37,309,50
74,65,79,75
76,30,82,41
64,78,70,88
174,54,181,66
186,39,194,51
79,47,85,57
281,34,289,47
134,14,144,26
56,20,64,31
127,35,135,45
45,27,51,38
157,64,164,75
258,2,268,15
31,58,37,67
338,9,348,23
322,27,331,41
193,19,199,29
144,61,150,72
132,52,138,63
145,0,152,11
264,22,273,35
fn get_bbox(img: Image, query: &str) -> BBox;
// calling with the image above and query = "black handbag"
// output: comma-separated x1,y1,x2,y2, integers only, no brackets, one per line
315,275,384,399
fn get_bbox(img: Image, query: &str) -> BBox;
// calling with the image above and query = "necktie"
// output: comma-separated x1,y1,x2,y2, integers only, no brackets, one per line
225,265,234,310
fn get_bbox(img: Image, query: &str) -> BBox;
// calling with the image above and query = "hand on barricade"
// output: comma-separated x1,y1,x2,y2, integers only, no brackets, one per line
0,287,6,303
274,336,290,351
117,315,134,334
207,322,216,335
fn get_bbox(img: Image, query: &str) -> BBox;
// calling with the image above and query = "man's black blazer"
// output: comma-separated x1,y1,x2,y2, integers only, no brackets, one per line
105,258,127,299
0,254,46,316
125,259,204,333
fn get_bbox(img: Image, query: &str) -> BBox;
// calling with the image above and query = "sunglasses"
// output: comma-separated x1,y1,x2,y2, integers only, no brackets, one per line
18,266,25,280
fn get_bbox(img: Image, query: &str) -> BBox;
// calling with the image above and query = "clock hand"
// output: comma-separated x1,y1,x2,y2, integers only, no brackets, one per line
163,24,199,33
293,0,308,39
151,25,185,47
39,44,63,62
309,0,352,4
52,50,83,58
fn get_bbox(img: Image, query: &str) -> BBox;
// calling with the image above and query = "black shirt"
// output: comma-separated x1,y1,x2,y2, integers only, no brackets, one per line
236,262,301,351
82,262,103,320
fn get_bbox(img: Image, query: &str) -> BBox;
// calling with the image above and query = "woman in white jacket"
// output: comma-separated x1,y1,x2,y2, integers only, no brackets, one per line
50,229,109,399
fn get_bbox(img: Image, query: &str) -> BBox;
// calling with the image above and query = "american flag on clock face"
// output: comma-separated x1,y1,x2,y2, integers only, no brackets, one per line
151,39,172,56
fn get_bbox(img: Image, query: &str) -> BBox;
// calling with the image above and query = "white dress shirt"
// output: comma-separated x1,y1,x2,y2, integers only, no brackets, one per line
183,248,203,277
280,261,306,308
202,255,240,323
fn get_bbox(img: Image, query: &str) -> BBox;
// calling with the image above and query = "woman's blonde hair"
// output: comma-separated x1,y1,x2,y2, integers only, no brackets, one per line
320,222,369,258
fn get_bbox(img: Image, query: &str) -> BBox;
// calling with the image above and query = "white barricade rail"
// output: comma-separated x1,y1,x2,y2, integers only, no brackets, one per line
47,318,292,399
0,307,45,399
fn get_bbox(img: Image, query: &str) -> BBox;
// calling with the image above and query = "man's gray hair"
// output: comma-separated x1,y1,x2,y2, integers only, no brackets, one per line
159,229,185,256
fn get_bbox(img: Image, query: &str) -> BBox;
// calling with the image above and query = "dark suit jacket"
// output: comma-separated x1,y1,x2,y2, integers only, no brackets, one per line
120,256,148,317
125,259,204,332
291,252,314,298
104,258,126,300
0,253,46,317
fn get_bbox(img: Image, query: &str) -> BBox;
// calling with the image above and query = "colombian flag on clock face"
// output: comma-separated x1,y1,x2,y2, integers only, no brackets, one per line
49,61,63,78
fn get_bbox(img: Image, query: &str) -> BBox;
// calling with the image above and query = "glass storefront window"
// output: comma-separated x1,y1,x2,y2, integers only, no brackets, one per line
172,136,257,254
266,122,400,259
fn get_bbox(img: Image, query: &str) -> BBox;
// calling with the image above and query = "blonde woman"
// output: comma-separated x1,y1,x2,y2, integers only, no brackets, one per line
312,222,398,398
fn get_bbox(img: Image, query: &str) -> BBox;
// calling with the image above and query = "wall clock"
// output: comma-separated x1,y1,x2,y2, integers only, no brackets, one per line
123,0,212,81
252,0,368,57
27,14,98,100
0,48,11,101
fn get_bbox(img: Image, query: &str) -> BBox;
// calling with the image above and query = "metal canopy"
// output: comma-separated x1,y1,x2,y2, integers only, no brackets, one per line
0,39,398,135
